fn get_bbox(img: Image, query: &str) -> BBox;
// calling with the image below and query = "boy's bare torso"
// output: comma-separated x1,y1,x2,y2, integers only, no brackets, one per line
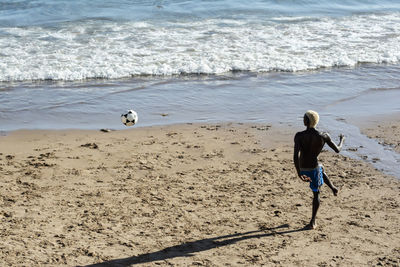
294,128,329,169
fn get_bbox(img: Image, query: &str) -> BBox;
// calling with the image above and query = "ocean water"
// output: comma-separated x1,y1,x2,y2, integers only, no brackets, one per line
1,1,400,175
1,0,400,80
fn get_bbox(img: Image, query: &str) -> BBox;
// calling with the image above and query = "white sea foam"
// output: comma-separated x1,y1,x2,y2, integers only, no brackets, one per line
1,13,400,81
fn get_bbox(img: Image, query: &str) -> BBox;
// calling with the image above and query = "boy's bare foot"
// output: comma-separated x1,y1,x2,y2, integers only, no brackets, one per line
305,222,317,230
332,187,338,196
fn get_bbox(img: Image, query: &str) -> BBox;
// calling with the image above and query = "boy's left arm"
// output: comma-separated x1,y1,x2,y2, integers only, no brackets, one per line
293,136,301,178
294,134,311,182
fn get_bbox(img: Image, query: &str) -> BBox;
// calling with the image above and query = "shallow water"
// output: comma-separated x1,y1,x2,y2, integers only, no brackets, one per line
1,64,399,130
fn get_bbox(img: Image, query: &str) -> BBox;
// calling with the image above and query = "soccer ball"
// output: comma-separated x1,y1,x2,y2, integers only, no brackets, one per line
121,110,138,126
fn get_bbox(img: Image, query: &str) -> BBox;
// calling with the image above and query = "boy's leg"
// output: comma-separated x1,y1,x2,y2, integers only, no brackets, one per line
322,171,338,196
307,191,320,229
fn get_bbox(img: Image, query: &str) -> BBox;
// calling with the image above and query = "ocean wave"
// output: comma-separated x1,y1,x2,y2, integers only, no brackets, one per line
0,13,400,81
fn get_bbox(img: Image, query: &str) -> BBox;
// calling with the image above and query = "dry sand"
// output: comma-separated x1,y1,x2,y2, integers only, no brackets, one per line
0,123,399,266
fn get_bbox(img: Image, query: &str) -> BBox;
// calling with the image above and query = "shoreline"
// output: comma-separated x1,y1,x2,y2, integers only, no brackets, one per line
0,122,399,266
3,110,399,178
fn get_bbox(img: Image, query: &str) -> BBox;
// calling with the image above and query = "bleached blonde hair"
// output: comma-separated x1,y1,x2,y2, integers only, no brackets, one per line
305,110,319,128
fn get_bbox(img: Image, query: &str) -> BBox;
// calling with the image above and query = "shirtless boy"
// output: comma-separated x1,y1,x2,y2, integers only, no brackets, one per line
293,110,345,229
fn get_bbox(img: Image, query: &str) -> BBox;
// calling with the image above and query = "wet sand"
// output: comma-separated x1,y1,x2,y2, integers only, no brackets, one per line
360,114,400,153
0,123,399,266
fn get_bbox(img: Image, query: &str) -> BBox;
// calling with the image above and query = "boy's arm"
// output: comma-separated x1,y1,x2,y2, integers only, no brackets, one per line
324,133,345,153
294,134,310,182
293,135,301,177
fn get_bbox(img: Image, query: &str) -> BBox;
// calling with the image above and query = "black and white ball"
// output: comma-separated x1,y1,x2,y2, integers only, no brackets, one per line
121,110,138,126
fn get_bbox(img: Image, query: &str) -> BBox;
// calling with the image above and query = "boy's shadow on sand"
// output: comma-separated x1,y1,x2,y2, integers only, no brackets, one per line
84,224,308,266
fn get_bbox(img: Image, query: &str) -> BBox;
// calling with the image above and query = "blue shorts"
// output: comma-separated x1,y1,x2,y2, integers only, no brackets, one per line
300,165,324,192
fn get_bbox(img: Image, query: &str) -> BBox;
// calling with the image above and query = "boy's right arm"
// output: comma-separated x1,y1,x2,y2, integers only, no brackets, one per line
324,133,345,153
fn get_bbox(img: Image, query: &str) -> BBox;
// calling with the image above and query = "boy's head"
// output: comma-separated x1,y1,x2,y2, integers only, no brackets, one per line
304,110,319,128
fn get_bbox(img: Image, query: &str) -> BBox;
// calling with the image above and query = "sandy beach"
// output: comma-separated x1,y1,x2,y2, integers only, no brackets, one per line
0,122,399,266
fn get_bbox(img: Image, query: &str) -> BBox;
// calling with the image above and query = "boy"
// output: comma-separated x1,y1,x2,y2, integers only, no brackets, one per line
293,110,345,229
